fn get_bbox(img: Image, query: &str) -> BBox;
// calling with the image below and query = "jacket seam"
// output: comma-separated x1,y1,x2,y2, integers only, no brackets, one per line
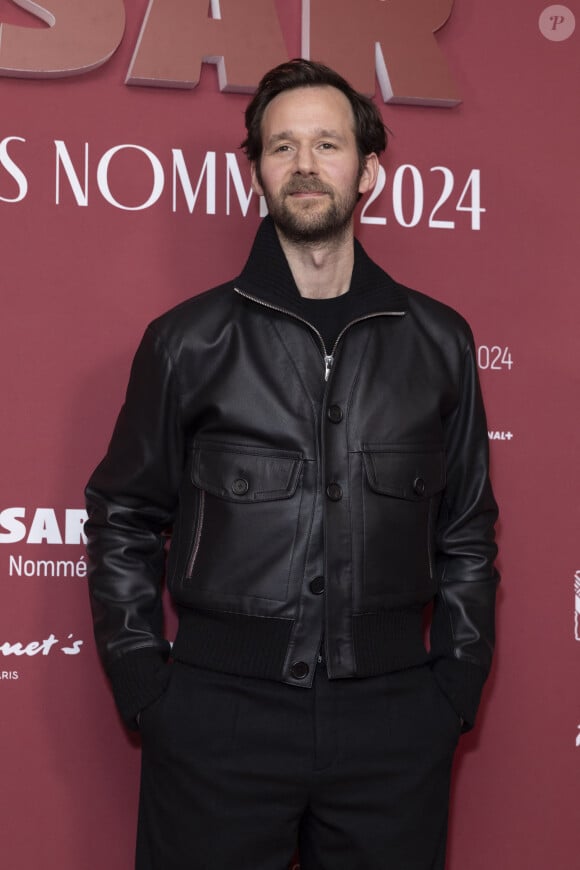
146,324,185,424
436,343,472,653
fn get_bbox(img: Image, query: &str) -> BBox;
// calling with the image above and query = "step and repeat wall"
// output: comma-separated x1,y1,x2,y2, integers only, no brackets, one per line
1,2,578,868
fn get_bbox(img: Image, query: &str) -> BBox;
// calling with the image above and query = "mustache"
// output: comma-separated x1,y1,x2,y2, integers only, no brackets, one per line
283,179,333,196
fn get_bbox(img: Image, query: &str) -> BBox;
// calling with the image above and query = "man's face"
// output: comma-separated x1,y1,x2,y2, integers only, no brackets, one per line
251,86,377,244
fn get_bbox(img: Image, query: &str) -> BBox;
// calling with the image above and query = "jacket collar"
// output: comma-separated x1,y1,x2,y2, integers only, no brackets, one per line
235,216,409,320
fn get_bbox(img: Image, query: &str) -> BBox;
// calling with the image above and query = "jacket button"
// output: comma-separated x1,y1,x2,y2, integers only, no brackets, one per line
327,404,343,423
326,482,343,501
413,477,426,496
309,576,325,595
232,478,249,496
290,661,310,680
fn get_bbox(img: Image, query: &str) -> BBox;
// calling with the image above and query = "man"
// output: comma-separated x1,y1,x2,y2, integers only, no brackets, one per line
86,59,499,870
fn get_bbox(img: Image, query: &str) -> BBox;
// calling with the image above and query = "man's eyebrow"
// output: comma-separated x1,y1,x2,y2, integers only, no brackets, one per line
265,129,346,145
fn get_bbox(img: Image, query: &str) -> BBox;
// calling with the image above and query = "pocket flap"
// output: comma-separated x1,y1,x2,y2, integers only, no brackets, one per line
192,443,303,503
363,448,445,500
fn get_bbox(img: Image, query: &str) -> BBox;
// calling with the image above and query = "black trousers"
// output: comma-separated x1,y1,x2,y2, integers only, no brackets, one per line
136,660,461,870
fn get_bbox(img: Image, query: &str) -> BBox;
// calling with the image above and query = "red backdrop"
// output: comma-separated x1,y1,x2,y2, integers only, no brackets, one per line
1,2,579,868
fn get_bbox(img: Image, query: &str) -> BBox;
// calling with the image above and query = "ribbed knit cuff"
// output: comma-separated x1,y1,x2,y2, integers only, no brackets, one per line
430,657,488,732
107,647,171,730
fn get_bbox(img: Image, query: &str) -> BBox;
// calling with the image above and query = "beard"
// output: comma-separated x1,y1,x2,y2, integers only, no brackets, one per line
260,175,361,245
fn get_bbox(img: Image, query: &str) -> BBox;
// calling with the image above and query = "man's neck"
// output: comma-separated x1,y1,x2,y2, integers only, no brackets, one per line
274,224,355,299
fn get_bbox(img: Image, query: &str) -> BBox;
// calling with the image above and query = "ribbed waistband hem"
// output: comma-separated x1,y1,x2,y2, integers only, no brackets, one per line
352,609,429,675
173,606,429,682
173,607,294,681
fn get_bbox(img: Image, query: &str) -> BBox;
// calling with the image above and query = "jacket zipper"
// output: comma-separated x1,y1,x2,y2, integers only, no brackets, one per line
234,287,405,381
186,490,205,578
234,285,406,677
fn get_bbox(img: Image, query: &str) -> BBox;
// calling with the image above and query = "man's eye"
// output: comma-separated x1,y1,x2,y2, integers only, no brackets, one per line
319,142,336,150
274,144,291,153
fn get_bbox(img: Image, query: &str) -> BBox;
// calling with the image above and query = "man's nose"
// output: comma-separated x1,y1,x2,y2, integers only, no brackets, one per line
293,145,317,174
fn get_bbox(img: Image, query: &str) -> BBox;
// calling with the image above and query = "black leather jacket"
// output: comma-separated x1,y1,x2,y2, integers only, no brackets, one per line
86,218,499,729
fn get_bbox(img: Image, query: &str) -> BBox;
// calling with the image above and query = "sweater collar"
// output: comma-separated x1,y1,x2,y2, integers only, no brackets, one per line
235,216,408,319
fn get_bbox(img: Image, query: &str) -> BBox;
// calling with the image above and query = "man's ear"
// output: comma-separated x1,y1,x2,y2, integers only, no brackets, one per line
358,153,379,195
250,162,264,197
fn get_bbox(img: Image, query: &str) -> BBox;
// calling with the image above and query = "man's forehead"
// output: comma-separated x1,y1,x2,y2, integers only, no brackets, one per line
261,85,356,132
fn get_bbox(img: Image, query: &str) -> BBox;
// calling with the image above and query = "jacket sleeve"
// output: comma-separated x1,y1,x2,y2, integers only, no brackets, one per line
430,334,500,730
85,324,185,728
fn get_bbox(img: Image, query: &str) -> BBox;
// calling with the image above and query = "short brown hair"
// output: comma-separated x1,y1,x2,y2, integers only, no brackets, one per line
241,58,387,163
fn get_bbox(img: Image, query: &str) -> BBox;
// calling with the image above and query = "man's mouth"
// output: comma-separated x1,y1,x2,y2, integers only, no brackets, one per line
284,182,331,198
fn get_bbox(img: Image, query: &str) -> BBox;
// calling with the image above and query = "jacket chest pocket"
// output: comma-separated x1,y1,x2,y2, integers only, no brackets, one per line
183,443,304,603
361,447,445,604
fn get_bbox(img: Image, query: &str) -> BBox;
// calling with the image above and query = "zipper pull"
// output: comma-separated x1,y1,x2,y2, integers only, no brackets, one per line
324,354,334,381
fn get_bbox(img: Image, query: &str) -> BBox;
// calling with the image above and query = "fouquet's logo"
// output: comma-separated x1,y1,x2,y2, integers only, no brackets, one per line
0,633,83,657
0,0,460,106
